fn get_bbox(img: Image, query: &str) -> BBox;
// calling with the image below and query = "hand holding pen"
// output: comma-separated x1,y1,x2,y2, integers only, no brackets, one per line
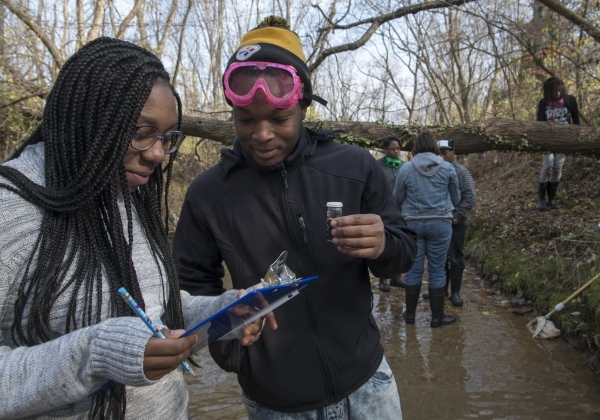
118,287,198,379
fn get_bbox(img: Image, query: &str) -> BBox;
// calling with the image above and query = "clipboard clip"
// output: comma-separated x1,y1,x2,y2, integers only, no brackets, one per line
241,251,297,297
263,250,296,286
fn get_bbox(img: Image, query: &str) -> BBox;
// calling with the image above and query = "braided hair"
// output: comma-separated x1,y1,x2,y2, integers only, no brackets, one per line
543,77,566,102
0,38,184,419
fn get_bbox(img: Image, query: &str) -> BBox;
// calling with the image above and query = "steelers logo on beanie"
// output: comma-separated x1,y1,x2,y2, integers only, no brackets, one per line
225,16,326,107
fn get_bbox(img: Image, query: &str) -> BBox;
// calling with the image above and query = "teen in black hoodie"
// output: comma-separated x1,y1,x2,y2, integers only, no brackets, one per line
173,16,416,419
536,76,580,211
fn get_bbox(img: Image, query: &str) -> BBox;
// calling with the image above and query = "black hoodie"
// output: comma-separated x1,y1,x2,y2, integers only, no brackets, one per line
173,127,417,412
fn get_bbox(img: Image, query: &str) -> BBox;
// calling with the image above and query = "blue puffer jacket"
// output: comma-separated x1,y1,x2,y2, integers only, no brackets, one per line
393,152,460,220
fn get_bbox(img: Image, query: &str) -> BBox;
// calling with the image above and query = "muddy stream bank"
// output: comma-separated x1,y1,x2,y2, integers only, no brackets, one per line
185,267,600,419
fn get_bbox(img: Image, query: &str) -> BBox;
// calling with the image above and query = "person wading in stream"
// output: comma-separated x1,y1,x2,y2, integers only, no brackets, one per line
536,76,579,211
173,16,416,419
422,139,477,307
0,38,269,420
394,132,460,328
375,136,408,292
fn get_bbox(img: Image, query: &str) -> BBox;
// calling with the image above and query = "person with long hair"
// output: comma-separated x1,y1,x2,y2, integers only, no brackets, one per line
394,132,461,328
536,76,580,211
0,37,271,419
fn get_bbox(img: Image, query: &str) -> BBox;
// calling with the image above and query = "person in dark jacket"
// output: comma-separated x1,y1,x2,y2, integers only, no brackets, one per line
375,136,407,292
536,77,580,211
393,132,460,328
173,16,417,419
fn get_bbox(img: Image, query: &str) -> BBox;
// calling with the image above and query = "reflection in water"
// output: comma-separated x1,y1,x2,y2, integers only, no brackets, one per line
187,269,600,420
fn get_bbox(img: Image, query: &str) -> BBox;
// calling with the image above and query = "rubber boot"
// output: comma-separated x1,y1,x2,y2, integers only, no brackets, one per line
423,269,450,300
450,269,463,306
547,182,560,209
429,287,456,328
378,278,390,292
538,182,547,211
403,284,421,324
390,275,407,289
445,269,450,299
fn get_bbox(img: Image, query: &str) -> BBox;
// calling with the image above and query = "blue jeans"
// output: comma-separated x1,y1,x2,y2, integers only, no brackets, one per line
243,356,402,419
405,219,452,289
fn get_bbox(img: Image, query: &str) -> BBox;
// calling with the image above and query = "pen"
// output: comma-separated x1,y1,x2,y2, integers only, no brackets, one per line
118,287,196,378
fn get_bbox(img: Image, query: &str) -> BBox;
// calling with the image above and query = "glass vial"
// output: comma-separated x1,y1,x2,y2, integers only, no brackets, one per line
326,202,343,241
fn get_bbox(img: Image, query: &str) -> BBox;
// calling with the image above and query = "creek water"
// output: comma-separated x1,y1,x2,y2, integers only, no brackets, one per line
186,267,600,419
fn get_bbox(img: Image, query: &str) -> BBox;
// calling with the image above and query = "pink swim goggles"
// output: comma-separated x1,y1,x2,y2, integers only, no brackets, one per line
224,62,306,109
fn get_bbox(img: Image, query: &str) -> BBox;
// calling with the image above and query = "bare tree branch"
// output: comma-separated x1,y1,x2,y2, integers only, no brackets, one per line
536,0,600,44
76,0,85,49
173,0,192,86
0,91,48,109
1,0,63,67
87,0,108,42
116,0,146,39
155,0,179,59
309,0,477,72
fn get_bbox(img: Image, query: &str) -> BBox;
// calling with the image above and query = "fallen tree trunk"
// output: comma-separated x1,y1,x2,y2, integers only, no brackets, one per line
180,116,600,156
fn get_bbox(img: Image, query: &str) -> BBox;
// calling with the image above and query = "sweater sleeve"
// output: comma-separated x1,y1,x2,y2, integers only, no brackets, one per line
180,289,238,331
0,187,158,418
362,153,417,279
0,316,157,418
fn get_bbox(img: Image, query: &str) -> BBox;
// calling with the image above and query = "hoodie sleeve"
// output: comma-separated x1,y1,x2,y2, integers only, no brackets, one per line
537,99,547,122
173,183,227,297
568,95,580,125
448,165,461,207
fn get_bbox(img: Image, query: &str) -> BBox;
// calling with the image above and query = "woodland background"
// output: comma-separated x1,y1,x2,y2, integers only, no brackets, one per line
1,0,600,159
2,0,600,360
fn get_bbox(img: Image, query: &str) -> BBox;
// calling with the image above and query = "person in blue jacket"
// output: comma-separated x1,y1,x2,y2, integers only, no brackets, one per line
394,131,461,327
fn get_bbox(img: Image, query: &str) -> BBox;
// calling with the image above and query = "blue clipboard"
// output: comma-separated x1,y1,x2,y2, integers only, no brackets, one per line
183,276,318,354
90,276,318,396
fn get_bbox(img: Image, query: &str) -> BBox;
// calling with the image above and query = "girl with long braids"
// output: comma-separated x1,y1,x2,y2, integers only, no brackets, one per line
536,76,580,211
0,38,273,419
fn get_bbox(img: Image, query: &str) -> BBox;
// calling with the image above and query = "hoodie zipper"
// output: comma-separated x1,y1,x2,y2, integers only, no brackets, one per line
281,168,288,189
278,167,336,404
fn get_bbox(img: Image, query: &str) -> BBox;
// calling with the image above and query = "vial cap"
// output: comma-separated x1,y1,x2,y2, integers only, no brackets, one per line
326,202,343,207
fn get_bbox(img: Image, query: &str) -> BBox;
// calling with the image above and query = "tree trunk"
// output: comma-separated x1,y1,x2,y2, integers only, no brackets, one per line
180,116,600,156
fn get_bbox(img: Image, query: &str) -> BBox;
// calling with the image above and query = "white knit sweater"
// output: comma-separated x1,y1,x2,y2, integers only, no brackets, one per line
0,143,237,419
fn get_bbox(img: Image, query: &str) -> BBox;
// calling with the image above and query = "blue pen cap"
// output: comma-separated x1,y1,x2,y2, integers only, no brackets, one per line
117,287,126,295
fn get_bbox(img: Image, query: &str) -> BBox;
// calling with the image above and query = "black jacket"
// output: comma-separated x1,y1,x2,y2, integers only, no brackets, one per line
537,95,580,125
173,127,416,412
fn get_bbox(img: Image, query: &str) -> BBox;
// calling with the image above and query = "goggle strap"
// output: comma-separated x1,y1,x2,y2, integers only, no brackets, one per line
303,92,328,107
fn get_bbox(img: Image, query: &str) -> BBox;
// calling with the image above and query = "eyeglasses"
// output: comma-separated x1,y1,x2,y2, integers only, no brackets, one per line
224,62,304,108
131,125,186,154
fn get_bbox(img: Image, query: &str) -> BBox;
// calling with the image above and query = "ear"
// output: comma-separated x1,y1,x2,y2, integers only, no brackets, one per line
300,102,308,120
